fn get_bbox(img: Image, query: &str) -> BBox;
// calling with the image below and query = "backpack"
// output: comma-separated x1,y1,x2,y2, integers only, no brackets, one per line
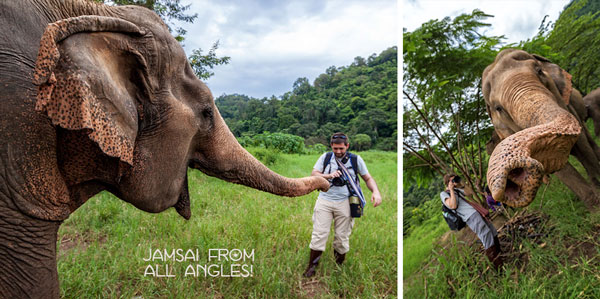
441,190,466,231
322,152,359,181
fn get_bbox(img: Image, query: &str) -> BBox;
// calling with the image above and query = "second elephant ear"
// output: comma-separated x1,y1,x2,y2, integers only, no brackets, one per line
532,54,573,106
33,16,157,165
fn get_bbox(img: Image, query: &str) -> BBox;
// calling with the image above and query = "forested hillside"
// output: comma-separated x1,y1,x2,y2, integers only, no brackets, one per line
215,47,397,151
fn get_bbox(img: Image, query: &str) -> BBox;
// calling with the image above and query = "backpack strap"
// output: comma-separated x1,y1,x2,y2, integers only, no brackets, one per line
347,152,360,182
442,190,460,210
322,152,333,174
322,152,360,181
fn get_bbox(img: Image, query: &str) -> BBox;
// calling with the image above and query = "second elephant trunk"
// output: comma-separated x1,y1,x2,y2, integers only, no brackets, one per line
487,109,580,207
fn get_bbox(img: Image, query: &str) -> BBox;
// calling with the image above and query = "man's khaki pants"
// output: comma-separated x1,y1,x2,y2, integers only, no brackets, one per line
309,198,354,254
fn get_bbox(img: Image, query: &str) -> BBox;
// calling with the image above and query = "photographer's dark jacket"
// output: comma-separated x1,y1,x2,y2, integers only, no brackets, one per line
313,153,368,201
440,188,477,221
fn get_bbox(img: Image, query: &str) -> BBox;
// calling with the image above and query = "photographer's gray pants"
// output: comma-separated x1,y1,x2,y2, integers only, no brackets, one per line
466,213,498,250
309,198,354,254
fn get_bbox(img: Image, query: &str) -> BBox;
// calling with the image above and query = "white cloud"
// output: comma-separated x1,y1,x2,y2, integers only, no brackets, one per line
403,0,570,44
178,0,397,98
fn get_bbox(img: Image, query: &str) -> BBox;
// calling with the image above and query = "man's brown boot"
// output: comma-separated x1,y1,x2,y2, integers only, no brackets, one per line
303,249,323,277
333,250,345,265
485,238,503,270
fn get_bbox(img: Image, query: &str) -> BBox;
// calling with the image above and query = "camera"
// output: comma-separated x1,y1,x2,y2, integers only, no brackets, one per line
452,176,461,184
331,176,347,186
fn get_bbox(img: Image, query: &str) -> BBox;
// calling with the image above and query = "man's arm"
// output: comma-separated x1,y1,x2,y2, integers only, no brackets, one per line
360,173,382,207
311,169,341,179
444,181,458,209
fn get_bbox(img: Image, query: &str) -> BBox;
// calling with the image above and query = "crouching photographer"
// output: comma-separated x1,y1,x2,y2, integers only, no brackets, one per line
302,132,382,278
441,174,503,270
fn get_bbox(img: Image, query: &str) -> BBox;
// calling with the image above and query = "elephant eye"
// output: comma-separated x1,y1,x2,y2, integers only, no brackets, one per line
535,66,543,76
495,106,503,112
202,107,213,119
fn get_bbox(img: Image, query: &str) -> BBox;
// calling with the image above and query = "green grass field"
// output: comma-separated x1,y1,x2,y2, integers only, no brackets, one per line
403,154,600,297
57,150,397,298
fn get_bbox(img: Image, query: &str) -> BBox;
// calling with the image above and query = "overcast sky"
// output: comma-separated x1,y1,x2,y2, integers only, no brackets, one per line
403,0,571,44
177,0,398,99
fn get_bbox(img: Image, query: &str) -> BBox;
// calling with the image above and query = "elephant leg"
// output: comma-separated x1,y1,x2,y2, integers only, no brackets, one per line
0,202,61,299
582,126,600,162
593,117,600,138
554,162,600,211
571,134,600,188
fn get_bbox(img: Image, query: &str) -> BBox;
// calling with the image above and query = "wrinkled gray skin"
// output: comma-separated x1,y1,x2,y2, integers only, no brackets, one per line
484,49,600,209
584,88,600,137
0,1,329,297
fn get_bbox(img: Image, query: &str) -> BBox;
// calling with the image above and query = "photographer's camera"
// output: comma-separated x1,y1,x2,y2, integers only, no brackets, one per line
331,176,347,186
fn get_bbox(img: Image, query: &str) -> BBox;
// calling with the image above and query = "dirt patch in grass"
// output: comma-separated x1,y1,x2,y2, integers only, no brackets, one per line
58,232,107,258
299,279,329,298
567,224,600,264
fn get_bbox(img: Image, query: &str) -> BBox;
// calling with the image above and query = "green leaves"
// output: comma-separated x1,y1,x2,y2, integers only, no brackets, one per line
188,41,231,80
403,9,500,196
238,132,306,154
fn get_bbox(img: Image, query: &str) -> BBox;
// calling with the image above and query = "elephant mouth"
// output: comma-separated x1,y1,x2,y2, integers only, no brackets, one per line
174,170,191,220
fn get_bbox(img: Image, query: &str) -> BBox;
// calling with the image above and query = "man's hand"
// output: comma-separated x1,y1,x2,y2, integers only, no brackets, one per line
328,170,342,180
447,179,455,191
371,192,382,207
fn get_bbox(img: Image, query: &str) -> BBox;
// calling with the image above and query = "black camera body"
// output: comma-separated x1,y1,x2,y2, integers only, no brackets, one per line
452,176,461,184
331,176,347,186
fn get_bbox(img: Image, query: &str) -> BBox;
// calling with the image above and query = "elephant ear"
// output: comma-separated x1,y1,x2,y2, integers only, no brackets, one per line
532,54,573,106
556,69,573,105
33,16,156,166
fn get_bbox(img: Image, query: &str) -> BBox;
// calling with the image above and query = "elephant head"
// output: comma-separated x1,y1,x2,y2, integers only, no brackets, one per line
28,12,329,221
482,49,581,207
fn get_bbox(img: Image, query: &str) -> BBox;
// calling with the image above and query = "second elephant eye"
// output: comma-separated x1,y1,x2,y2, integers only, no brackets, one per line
535,67,543,76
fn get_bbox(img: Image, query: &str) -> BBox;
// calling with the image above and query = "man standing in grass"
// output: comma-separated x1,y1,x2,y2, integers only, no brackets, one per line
302,132,382,277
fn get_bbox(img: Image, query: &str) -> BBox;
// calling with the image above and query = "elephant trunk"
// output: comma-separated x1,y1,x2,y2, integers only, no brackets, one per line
190,110,329,197
487,93,581,207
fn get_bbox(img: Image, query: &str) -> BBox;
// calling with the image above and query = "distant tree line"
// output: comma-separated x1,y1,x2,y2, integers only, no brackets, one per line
215,46,398,152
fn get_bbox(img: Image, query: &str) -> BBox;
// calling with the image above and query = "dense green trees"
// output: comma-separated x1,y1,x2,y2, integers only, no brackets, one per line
403,10,501,202
216,47,398,151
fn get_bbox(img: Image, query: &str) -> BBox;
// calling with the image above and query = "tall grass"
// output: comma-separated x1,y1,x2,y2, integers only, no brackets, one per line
57,150,397,298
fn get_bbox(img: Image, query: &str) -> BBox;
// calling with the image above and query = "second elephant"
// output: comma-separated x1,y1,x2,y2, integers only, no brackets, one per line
584,88,600,137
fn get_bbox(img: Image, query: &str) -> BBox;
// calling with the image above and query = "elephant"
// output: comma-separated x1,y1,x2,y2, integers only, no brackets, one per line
0,0,329,297
584,88,600,137
483,49,600,209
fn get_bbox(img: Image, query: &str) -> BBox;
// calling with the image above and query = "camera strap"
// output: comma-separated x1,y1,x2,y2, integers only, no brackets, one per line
335,158,366,208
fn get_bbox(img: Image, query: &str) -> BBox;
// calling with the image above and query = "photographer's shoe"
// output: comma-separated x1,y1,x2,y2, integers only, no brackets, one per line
485,239,504,271
303,249,322,278
333,250,345,265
